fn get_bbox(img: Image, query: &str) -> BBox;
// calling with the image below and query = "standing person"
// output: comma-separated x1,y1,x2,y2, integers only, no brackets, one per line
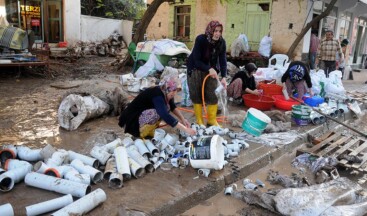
118,76,196,138
227,63,260,105
315,30,343,77
281,61,313,100
337,38,349,76
187,20,227,127
309,29,320,69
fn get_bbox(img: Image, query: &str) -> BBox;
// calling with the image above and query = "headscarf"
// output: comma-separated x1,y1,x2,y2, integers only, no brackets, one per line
159,75,181,93
205,20,223,44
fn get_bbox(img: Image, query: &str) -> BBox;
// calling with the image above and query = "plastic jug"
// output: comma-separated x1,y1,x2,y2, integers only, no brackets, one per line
189,135,225,170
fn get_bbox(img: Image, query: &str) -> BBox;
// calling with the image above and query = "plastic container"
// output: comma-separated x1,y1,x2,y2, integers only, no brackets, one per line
189,135,224,170
272,95,301,110
242,108,271,136
258,83,283,96
242,94,275,111
304,96,325,107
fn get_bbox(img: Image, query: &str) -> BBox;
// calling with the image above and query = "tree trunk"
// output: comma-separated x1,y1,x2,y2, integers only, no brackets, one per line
286,0,337,59
120,0,169,69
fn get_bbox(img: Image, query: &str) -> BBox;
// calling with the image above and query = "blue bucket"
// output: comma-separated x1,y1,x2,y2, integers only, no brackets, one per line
242,108,271,136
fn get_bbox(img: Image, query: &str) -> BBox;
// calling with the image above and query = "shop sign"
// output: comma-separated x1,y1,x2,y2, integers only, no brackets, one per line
31,19,40,26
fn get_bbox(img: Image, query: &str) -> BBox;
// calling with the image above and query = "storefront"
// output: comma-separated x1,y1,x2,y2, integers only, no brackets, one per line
5,0,63,43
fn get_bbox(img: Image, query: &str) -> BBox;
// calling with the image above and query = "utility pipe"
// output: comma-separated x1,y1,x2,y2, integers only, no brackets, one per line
101,138,122,153
198,168,211,177
127,146,154,173
0,161,32,192
70,159,103,184
51,188,106,216
25,194,73,216
90,146,111,165
114,146,131,179
128,157,145,178
44,165,91,185
24,172,91,198
5,159,32,170
109,172,123,189
0,144,17,163
134,139,151,158
144,139,159,155
17,146,43,162
104,157,117,180
0,174,14,192
33,161,50,173
39,144,56,161
0,203,14,216
46,150,69,167
121,136,134,147
68,150,100,168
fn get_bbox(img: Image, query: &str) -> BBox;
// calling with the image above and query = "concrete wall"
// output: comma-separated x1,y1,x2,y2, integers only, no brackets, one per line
64,0,81,44
80,15,133,45
0,0,5,17
270,0,308,60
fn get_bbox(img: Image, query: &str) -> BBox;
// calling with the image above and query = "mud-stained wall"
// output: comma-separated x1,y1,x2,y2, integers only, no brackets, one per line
270,0,308,60
146,0,226,49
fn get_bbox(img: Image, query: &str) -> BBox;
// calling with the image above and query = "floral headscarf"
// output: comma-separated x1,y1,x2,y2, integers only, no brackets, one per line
205,20,223,44
159,75,181,93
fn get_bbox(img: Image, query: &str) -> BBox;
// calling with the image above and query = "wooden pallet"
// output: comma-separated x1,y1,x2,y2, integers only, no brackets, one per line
298,132,367,173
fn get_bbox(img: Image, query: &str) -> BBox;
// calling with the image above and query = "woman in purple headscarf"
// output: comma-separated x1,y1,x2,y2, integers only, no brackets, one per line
119,76,196,138
187,20,227,127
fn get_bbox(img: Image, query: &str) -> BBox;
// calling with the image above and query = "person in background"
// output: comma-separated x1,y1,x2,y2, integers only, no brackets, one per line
337,38,349,76
118,76,196,138
281,61,313,100
309,29,320,69
315,30,343,77
227,63,260,105
187,20,227,127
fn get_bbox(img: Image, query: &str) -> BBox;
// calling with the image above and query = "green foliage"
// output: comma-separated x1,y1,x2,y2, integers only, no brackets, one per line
81,0,146,20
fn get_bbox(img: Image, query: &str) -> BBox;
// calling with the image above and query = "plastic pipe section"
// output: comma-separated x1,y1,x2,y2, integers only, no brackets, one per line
114,146,131,180
25,172,91,198
0,159,32,192
46,150,69,167
127,146,154,173
17,146,43,162
44,165,91,185
0,145,17,163
0,203,14,216
70,159,103,184
101,138,122,153
25,194,73,216
51,188,106,216
104,157,123,188
68,150,100,168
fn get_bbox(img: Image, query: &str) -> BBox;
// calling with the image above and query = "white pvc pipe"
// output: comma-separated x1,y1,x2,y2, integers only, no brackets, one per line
39,144,56,161
127,146,154,173
121,136,134,147
101,138,122,153
144,139,159,155
0,161,32,192
134,139,151,157
0,174,14,192
68,150,99,168
114,146,131,179
109,172,123,189
44,165,72,178
70,159,103,184
33,161,50,173
25,172,91,198
0,144,17,163
5,159,31,170
46,150,69,167
17,146,43,162
128,157,145,178
104,157,116,180
90,146,111,165
51,188,106,216
0,203,14,216
63,167,91,185
25,194,73,216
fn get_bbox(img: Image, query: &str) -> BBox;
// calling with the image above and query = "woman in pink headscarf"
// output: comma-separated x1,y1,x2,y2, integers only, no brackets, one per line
119,76,196,138
187,20,227,127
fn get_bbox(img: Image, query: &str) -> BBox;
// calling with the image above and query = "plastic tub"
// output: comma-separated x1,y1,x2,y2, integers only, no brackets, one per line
242,108,271,136
304,96,325,107
242,94,275,111
272,95,301,111
258,83,283,96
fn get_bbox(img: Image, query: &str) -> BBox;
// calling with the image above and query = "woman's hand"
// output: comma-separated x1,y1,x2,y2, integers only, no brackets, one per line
186,127,197,136
209,68,218,79
182,118,191,128
220,78,227,89
252,89,261,95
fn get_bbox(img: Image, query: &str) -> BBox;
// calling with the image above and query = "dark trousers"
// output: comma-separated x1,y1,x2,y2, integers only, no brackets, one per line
320,60,336,77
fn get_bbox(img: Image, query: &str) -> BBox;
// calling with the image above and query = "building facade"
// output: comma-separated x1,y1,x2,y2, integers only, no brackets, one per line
146,0,367,68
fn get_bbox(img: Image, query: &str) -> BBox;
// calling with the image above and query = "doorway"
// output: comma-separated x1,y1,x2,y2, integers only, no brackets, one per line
43,0,63,43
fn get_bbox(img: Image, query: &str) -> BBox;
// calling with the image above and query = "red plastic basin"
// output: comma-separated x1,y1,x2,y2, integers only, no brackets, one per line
272,95,301,111
242,94,275,111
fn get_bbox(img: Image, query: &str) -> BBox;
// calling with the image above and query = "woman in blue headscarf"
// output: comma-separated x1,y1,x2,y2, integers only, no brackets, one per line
118,76,196,138
187,20,227,127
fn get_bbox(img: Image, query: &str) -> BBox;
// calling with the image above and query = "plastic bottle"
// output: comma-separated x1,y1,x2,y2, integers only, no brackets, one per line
282,87,290,100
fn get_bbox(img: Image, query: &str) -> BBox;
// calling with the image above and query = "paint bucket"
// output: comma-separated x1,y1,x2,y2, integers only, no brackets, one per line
241,108,271,137
189,135,225,170
292,105,311,126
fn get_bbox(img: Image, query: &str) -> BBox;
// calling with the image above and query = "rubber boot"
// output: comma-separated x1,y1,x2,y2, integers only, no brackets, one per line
193,103,205,126
207,104,220,126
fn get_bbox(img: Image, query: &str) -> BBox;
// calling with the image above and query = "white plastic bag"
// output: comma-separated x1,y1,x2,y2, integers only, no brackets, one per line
258,36,272,58
135,54,164,78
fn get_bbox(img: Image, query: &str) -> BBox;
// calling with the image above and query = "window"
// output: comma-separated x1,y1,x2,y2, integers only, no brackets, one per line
174,6,190,40
339,12,352,42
